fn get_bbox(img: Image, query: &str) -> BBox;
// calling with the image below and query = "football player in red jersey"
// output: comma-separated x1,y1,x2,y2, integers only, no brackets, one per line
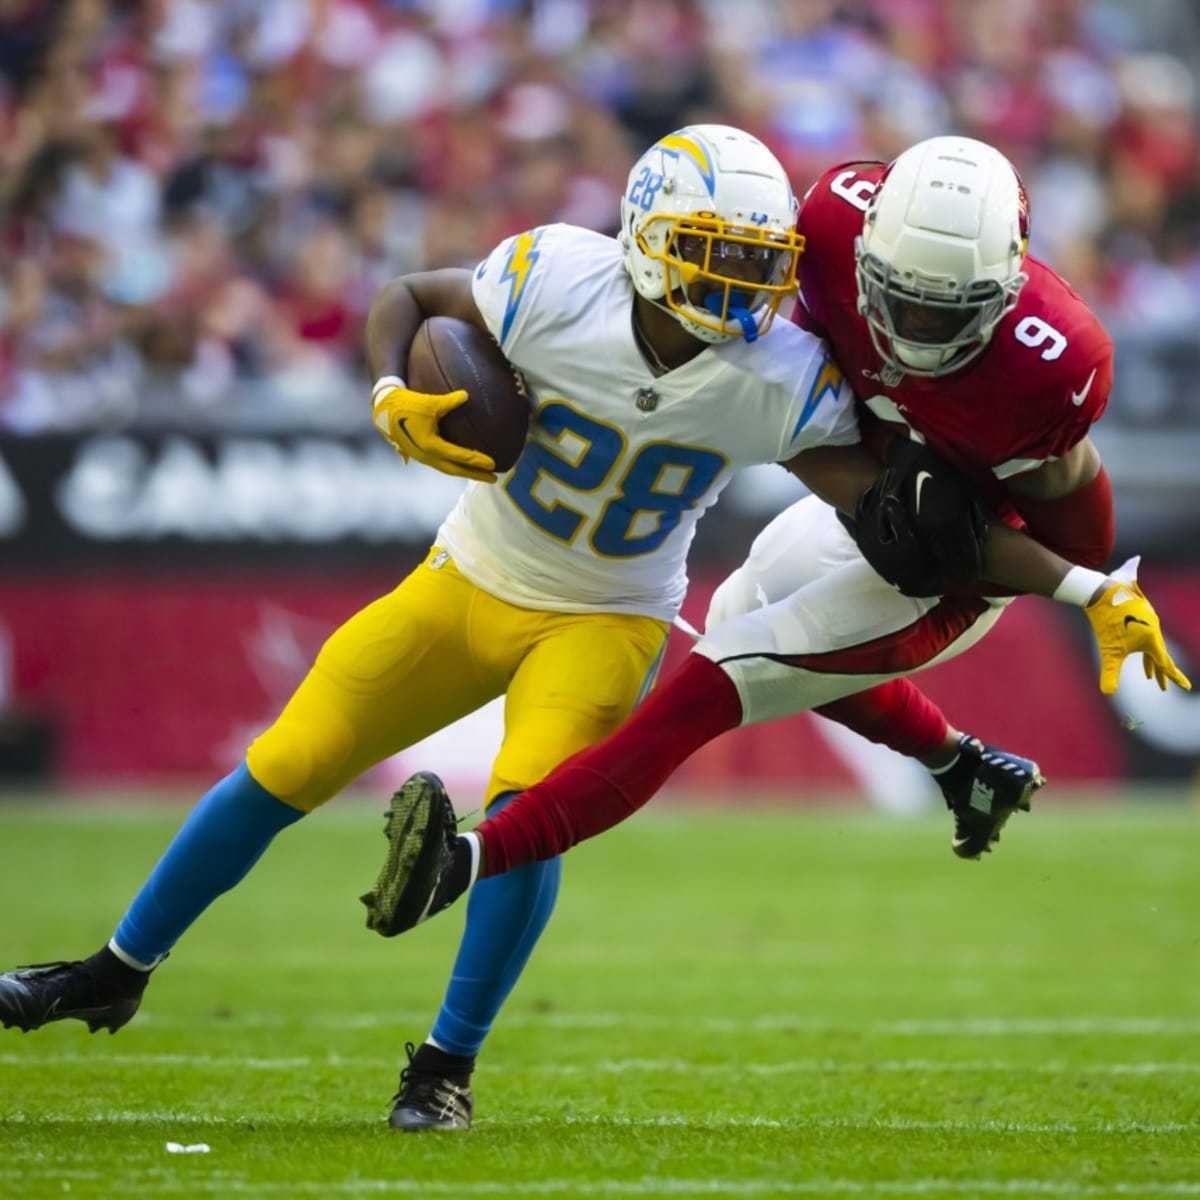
703,137,1118,851
363,136,1190,927
792,145,1110,548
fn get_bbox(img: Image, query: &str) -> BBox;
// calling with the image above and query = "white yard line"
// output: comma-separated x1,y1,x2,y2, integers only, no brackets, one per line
560,1058,1200,1077
551,1116,1194,1135
5,1052,1200,1077
127,1012,1200,1036
2,1111,1191,1135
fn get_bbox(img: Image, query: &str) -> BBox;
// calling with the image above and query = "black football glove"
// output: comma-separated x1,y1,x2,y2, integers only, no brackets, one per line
853,469,944,597
854,440,989,597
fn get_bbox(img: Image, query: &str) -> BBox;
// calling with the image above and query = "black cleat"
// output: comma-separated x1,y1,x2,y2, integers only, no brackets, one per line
360,772,467,937
0,956,148,1034
389,1041,474,1132
937,735,1046,860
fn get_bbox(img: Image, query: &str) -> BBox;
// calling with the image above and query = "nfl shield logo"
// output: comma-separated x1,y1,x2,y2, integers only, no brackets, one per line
635,388,659,412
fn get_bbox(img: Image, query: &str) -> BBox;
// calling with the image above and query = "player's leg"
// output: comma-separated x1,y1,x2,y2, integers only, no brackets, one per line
390,610,667,1132
706,496,959,759
370,541,1006,923
0,552,509,1035
467,537,1007,874
706,497,1043,854
816,679,1044,856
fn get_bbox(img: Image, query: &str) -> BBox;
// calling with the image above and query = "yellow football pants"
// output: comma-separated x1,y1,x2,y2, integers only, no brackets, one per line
246,549,669,813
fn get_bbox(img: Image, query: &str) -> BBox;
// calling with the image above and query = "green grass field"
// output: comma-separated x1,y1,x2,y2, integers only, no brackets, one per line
0,795,1198,1199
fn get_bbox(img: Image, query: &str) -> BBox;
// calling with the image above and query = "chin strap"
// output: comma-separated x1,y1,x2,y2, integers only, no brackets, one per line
703,290,758,341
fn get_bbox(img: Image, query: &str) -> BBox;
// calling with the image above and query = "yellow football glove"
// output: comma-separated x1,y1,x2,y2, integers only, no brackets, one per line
1084,561,1191,696
372,379,497,483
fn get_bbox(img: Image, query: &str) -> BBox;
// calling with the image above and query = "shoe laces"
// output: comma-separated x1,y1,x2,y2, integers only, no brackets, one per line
394,1042,440,1103
394,1041,421,1097
393,1042,472,1110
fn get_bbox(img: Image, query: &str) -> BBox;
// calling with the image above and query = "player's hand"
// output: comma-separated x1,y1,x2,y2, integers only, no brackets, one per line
372,380,497,483
853,470,943,596
852,441,988,597
884,438,989,584
1084,558,1192,695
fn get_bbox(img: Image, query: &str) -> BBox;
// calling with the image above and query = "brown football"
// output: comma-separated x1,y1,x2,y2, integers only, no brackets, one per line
407,317,530,472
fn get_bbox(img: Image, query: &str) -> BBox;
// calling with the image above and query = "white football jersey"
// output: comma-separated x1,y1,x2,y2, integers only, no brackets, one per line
436,223,859,621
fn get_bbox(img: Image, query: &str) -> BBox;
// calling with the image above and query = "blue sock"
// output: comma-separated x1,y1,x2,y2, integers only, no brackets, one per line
429,791,562,1057
112,763,304,967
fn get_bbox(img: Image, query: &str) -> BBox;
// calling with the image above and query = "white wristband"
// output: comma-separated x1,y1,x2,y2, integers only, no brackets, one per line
372,375,406,402
1052,565,1110,607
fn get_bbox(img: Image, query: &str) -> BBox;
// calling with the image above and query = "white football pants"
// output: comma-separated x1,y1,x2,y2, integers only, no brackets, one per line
699,497,1012,726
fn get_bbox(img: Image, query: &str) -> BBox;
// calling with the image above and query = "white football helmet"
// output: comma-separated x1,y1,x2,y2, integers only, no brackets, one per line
619,125,803,344
855,135,1030,377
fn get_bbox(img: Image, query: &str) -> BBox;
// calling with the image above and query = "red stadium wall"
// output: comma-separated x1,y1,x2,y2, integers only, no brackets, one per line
2,571,1197,794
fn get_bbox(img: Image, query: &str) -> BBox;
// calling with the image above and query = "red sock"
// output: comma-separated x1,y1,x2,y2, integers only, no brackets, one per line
815,679,948,759
477,654,743,876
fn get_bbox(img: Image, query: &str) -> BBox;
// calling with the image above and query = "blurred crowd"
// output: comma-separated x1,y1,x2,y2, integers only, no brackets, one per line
2,0,1200,433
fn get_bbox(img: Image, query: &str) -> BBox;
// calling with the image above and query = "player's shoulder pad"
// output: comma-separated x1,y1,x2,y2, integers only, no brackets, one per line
1005,257,1113,423
732,313,826,383
788,339,855,445
472,223,619,350
749,331,853,454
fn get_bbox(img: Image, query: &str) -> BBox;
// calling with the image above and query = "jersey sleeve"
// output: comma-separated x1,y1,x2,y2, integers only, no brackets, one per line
991,321,1112,480
471,225,553,356
778,343,860,460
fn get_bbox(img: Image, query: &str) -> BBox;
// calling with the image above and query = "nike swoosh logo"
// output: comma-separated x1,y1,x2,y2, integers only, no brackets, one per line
395,417,418,448
1123,615,1150,629
1071,368,1097,406
414,878,442,926
914,470,932,513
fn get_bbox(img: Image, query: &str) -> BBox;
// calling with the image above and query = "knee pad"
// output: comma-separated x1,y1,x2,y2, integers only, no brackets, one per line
246,712,356,813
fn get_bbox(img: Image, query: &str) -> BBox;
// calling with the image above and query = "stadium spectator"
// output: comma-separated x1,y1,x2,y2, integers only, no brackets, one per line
1,0,1199,434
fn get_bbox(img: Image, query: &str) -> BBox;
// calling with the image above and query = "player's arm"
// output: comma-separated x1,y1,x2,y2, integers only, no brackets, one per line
364,270,497,483
776,345,885,516
852,430,1187,696
779,443,881,516
788,441,1001,602
981,435,1186,694
1003,435,1114,569
364,269,487,380
979,523,1189,695
979,435,1108,593
1006,434,1101,501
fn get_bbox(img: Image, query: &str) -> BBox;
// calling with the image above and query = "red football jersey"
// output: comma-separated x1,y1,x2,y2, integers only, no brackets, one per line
793,161,1112,520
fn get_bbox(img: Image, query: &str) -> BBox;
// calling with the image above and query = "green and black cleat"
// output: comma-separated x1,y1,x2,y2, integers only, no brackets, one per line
360,772,464,937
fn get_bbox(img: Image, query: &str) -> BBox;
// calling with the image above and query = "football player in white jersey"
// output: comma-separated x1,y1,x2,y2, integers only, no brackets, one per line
0,125,924,1127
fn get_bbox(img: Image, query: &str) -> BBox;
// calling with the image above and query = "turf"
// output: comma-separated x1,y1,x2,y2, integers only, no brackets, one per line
0,796,1198,1198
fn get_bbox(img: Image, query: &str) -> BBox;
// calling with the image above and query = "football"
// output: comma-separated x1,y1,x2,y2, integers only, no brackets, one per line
407,316,530,472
